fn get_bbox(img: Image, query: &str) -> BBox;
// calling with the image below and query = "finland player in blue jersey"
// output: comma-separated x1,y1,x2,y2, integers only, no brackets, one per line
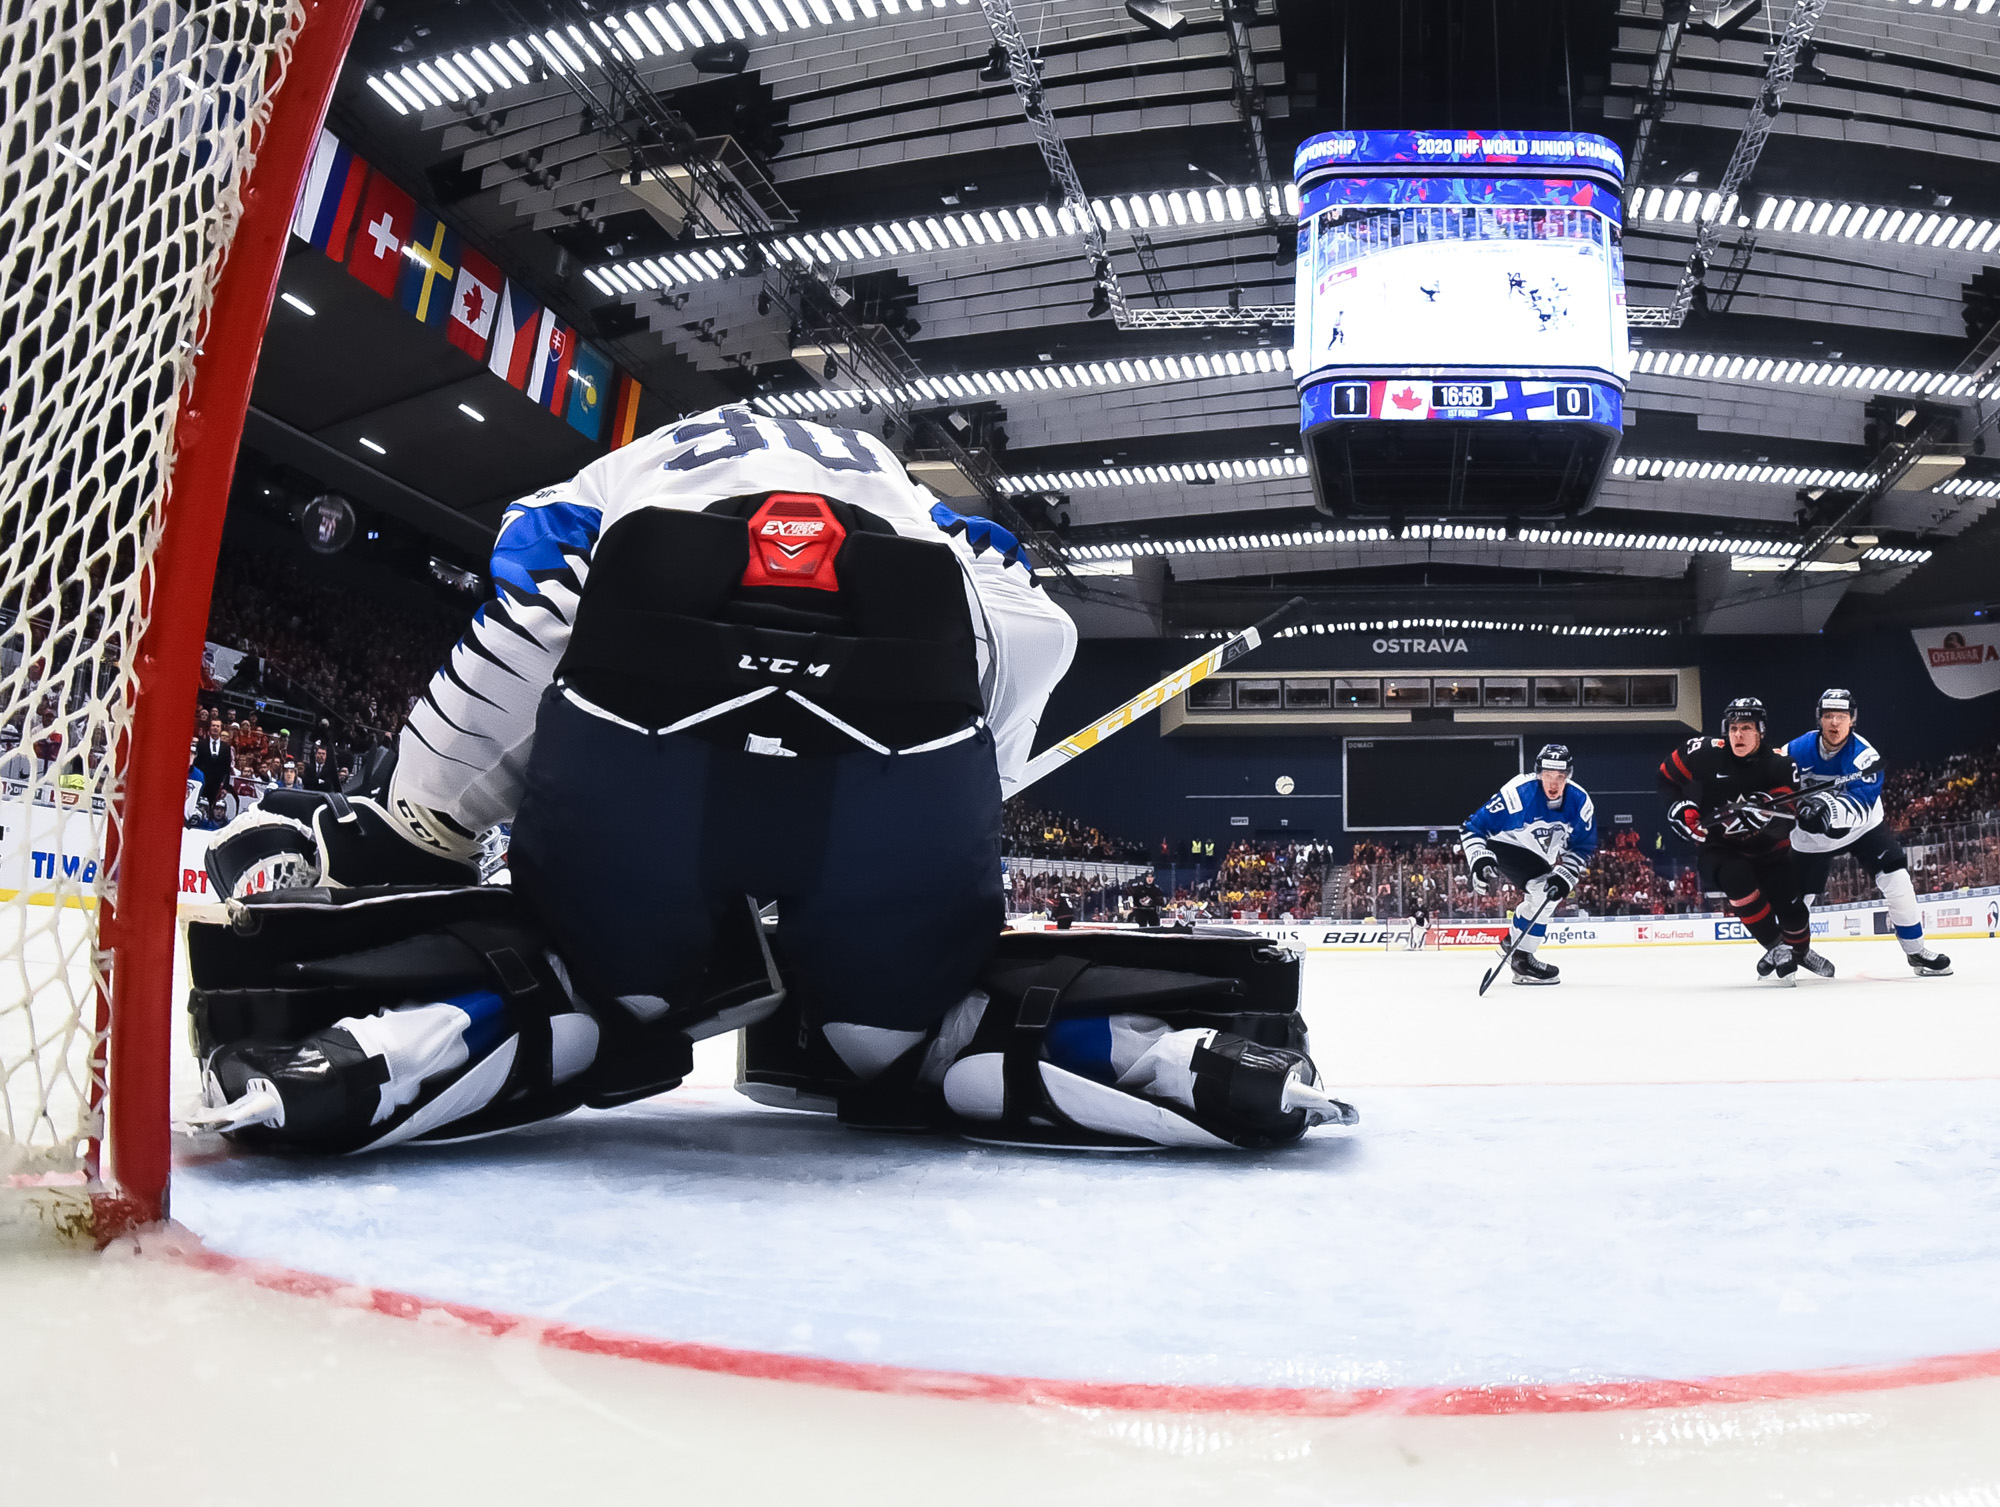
1785,689,1951,976
1459,744,1597,985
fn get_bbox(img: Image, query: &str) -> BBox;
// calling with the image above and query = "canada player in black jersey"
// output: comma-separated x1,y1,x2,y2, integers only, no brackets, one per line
1658,697,1828,984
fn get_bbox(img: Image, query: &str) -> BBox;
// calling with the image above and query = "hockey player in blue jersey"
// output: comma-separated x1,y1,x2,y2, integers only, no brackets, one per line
1785,689,1951,977
1458,744,1597,985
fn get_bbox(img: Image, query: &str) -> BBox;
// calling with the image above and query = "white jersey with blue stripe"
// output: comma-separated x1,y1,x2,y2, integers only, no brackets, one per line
1783,729,1885,854
1460,774,1598,879
393,405,1077,834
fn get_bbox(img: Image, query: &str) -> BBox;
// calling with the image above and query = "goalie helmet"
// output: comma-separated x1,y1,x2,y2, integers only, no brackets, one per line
1719,696,1767,738
1534,743,1574,776
1816,687,1857,721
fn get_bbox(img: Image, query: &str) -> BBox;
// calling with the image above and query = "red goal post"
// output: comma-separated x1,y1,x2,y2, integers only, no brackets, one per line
1,0,367,1238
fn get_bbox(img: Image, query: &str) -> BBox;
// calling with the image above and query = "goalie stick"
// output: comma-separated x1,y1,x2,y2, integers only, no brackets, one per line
1014,596,1308,793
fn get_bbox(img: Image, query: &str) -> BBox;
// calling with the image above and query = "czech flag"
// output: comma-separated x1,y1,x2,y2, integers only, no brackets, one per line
290,129,368,258
526,309,575,413
486,281,543,389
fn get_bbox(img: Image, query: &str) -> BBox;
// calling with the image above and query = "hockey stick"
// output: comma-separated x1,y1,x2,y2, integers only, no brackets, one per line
1707,771,1864,836
1478,889,1560,997
1014,595,1309,794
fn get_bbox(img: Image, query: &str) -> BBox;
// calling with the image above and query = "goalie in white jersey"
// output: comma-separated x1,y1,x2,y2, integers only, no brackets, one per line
195,408,1353,1154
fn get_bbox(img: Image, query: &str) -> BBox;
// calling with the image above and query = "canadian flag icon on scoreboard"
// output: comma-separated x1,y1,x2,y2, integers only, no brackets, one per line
1372,381,1430,420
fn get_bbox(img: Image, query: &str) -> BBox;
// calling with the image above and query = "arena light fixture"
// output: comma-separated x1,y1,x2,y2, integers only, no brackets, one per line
1125,0,1188,37
1054,520,1931,570
1179,618,1679,641
747,346,1296,418
366,0,977,116
279,292,316,316
1631,185,2000,257
1631,347,1994,403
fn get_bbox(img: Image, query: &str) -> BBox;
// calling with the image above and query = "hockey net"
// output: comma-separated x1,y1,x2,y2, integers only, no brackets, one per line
1,0,360,1237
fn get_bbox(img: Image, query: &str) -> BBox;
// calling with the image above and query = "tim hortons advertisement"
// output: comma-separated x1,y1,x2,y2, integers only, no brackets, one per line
0,795,218,905
1911,623,2000,699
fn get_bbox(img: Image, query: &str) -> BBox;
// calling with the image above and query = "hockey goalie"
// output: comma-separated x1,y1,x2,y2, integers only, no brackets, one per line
194,407,1352,1154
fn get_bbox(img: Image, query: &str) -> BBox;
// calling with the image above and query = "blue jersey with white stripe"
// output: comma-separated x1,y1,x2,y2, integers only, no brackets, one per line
1460,774,1598,878
1783,729,1884,853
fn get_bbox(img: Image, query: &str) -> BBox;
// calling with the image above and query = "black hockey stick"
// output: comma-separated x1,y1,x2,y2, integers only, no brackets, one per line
1477,889,1561,996
1015,595,1309,793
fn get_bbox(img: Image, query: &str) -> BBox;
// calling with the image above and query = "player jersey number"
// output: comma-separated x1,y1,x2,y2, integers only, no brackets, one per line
664,407,885,476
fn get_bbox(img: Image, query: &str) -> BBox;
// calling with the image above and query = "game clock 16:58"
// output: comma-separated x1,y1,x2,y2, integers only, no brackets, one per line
1432,383,1493,410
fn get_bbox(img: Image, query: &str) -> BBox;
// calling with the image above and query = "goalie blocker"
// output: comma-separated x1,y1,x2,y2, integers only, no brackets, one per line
187,893,1353,1154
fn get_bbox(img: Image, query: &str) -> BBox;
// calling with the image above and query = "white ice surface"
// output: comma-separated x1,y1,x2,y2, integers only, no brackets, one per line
170,939,2000,1393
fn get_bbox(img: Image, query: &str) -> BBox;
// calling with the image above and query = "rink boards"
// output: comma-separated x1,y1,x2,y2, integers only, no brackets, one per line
1024,889,2000,951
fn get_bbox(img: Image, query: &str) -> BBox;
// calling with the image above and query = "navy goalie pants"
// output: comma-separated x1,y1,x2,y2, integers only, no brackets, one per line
508,687,1004,1034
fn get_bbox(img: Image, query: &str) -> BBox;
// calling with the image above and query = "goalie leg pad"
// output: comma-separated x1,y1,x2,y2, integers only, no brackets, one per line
939,934,1349,1151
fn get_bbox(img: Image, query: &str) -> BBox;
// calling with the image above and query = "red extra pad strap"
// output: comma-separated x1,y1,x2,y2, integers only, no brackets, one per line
741,494,846,592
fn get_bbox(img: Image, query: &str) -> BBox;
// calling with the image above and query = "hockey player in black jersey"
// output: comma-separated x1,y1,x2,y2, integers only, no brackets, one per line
1658,697,1827,984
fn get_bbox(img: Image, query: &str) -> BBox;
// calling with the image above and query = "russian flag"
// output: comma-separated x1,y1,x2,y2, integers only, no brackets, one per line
486,281,543,390
526,309,575,413
290,129,368,258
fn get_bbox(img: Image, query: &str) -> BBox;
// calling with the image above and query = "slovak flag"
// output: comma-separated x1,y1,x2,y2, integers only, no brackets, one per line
449,246,502,359
526,309,576,413
290,129,368,257
485,281,543,389
347,172,414,298
565,344,613,441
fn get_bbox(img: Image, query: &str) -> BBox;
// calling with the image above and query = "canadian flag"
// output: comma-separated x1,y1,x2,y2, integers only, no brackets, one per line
1371,381,1430,420
448,246,502,359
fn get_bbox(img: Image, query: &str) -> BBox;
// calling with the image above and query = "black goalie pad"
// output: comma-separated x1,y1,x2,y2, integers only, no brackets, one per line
975,929,1306,1052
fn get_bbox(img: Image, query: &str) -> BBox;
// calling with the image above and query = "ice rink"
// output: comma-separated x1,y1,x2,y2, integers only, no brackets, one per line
7,932,2000,1504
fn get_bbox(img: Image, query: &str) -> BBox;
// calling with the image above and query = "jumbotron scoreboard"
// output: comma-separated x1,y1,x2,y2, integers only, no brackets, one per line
1292,130,1630,521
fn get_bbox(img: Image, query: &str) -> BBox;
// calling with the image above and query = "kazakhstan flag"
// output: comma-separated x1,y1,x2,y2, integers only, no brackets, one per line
565,343,613,442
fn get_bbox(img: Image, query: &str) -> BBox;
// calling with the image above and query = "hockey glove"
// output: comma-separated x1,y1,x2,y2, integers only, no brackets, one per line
205,793,480,900
1667,800,1707,844
1469,855,1500,893
1541,869,1574,904
1720,790,1788,837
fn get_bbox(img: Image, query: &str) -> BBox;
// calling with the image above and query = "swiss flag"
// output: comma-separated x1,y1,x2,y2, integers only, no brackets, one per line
347,173,414,297
448,246,502,359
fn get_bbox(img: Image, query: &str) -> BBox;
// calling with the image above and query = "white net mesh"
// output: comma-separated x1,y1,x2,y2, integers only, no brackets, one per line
0,0,308,1188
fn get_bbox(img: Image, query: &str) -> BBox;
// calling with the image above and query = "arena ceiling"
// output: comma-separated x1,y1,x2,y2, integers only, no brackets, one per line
244,0,2000,637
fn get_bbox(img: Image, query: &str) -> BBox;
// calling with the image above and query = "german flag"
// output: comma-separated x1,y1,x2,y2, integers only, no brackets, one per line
609,371,644,449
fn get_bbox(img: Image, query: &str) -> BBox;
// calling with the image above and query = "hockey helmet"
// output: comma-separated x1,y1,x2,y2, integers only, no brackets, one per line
1816,687,1857,721
1719,696,1767,737
1534,743,1574,776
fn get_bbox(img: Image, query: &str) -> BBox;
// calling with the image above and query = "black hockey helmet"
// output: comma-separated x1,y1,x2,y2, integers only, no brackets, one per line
1720,696,1767,738
1534,742,1574,776
1816,687,1857,721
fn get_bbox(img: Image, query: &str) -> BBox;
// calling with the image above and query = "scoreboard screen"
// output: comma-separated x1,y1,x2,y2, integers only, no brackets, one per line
1292,130,1630,432
1344,736,1522,832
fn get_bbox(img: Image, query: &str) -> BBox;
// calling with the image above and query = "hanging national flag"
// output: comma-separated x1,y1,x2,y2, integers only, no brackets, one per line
397,211,461,330
564,344,613,441
290,129,369,258
486,281,543,389
347,173,414,297
609,372,644,449
448,246,502,360
526,309,575,412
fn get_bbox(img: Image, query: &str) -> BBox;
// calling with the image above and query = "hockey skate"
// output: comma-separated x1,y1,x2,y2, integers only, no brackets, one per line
1796,948,1836,979
1758,944,1797,985
1908,950,1954,977
1509,953,1560,986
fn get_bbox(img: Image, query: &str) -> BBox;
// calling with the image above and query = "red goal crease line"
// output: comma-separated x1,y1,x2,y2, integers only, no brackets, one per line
159,1242,2000,1418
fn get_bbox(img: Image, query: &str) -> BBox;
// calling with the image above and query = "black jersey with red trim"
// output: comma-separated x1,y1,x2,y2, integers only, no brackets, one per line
1657,737,1801,855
